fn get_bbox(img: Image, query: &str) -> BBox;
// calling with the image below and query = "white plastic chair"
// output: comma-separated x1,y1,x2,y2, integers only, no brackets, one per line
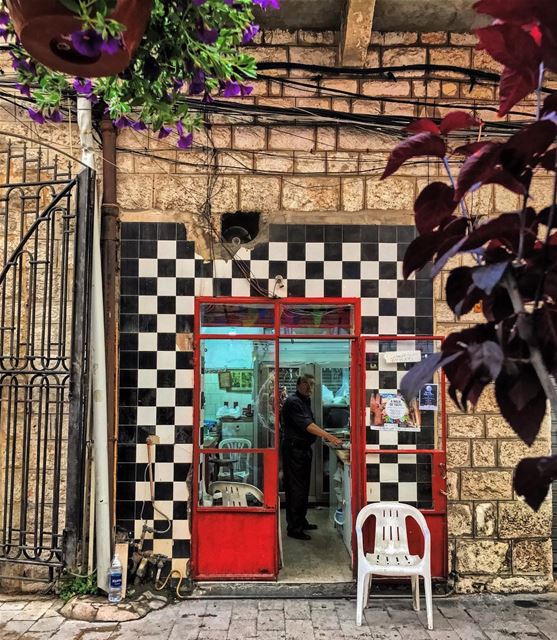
355,502,433,630
218,437,251,481
208,481,284,568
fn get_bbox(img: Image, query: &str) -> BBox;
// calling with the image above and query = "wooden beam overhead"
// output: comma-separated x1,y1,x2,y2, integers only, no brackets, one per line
340,0,376,66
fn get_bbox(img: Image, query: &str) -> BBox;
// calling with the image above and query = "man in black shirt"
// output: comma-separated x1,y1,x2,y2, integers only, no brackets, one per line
281,374,342,540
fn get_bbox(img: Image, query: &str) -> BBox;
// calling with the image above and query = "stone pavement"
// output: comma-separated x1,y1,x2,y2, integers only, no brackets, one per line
1,592,557,640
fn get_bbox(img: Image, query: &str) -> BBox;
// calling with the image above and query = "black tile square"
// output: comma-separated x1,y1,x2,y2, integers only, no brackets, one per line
397,317,415,334
121,240,138,258
120,369,138,388
120,314,138,332
362,317,378,334
121,296,138,315
120,277,138,296
154,482,174,501
157,407,175,425
397,243,409,260
121,222,139,239
158,296,176,314
140,223,158,240
306,225,324,242
416,298,433,316
120,388,138,407
197,260,214,278
172,540,191,557
416,280,433,298
416,317,433,334
269,261,288,279
117,481,135,502
137,388,157,406
398,464,418,482
250,281,269,297
173,501,188,519
306,261,324,279
324,243,342,261
398,280,415,298
157,370,176,388
155,445,174,463
175,426,193,443
213,279,232,297
121,259,138,277
176,351,194,369
176,278,195,296
343,225,361,242
176,225,187,241
366,464,379,482
397,226,416,242
139,241,157,259
269,225,287,241
117,461,136,481
138,315,157,332
288,224,305,242
361,243,378,261
174,463,191,482
120,351,138,369
176,314,194,332
158,259,176,277
361,225,378,242
324,281,342,297
117,445,137,463
136,500,153,519
137,425,156,441
379,299,397,316
379,262,397,279
177,241,195,259
287,243,305,261
138,351,157,369
158,334,176,351
176,388,193,406
325,225,342,242
361,280,378,298
158,223,177,240
251,243,269,260
379,226,396,242
381,483,399,501
288,279,305,297
119,406,137,426
139,277,157,296
342,262,361,279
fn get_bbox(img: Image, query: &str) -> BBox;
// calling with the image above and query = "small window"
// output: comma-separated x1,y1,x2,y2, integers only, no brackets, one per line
200,303,275,334
280,304,355,335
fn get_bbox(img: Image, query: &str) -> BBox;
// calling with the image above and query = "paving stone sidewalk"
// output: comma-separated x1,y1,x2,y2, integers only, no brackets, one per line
1,592,557,640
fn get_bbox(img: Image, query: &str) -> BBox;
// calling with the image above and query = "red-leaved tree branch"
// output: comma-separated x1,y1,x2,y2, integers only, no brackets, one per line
382,0,557,511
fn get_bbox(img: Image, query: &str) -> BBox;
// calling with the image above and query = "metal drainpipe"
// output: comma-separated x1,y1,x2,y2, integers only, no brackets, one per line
100,116,119,527
77,97,112,591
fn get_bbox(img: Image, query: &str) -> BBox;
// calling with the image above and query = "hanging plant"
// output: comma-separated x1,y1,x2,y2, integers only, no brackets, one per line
1,0,279,146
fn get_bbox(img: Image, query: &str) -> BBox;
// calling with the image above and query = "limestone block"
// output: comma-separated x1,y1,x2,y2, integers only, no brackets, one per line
447,440,470,468
472,48,500,72
383,32,418,46
472,440,496,468
337,129,392,152
364,49,380,68
488,575,553,593
361,80,412,97
320,79,359,94
281,177,340,211
457,540,509,574
513,539,553,575
529,178,557,209
295,98,331,110
412,80,442,97
154,175,238,213
447,415,485,439
341,178,365,212
316,128,337,151
475,386,498,413
442,82,459,97
239,176,281,211
232,127,267,150
293,152,326,173
450,33,478,46
243,46,288,66
220,152,254,173
420,33,448,45
493,185,521,212
447,471,460,500
475,502,496,537
289,47,337,77
268,127,316,151
463,85,496,101
430,47,471,68
485,415,514,438
460,470,513,500
263,29,297,45
498,438,550,468
365,177,415,211
257,97,296,109
447,503,472,537
327,152,359,174
499,501,552,538
117,174,153,210
255,152,294,173
298,30,336,45
382,47,427,67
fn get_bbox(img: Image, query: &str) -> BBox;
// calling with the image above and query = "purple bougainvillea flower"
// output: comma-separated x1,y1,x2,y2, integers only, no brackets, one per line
197,26,218,45
71,29,103,58
113,115,132,129
131,120,147,131
27,108,46,125
242,23,260,44
101,36,123,55
11,56,35,75
240,84,253,96
202,91,214,104
222,80,241,97
0,28,8,41
50,110,63,123
252,0,280,9
158,126,172,139
0,11,9,25
172,78,185,92
73,77,93,94
189,70,206,95
177,132,193,149
14,83,31,97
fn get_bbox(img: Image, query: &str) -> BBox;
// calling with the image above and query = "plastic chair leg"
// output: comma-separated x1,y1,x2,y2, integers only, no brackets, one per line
411,575,420,611
356,571,369,626
423,572,433,630
364,573,372,608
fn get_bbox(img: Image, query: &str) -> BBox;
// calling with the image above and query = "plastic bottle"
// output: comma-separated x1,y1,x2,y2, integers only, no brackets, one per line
108,554,123,604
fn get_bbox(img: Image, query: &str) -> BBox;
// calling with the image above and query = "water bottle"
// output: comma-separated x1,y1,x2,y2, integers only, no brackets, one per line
108,554,123,604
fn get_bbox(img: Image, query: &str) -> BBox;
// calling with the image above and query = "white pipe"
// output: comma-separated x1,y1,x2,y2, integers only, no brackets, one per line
77,97,112,591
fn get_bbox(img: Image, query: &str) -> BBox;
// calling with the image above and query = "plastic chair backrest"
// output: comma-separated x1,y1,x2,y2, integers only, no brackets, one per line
219,437,251,475
355,502,430,561
209,481,263,507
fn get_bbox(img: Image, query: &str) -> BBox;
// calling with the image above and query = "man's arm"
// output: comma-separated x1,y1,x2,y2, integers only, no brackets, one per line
306,422,342,446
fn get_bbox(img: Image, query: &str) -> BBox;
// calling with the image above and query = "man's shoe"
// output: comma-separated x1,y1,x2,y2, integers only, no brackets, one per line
287,529,311,540
303,523,318,531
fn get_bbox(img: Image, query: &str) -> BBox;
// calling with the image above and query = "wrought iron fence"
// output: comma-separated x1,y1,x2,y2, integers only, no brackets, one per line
0,143,93,583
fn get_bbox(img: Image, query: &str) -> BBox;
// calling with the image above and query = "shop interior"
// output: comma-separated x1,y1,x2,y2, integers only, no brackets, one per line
198,333,353,583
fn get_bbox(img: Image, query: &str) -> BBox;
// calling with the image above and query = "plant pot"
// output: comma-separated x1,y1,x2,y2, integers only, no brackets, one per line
7,0,152,77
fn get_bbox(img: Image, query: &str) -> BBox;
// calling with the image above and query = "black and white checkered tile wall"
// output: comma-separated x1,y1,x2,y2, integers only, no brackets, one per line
117,221,434,569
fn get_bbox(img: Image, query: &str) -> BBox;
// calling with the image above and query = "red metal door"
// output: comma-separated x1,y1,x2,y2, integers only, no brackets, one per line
358,336,448,579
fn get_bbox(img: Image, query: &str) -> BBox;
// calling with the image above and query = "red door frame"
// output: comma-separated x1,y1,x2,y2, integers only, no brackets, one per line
192,297,362,581
357,336,448,579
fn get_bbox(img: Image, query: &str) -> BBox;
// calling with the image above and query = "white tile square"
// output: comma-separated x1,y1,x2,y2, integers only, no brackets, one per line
175,258,194,278
175,443,193,463
154,462,174,482
323,261,343,280
213,259,232,278
398,483,418,502
137,406,157,426
153,539,173,557
397,299,416,316
138,296,157,314
158,241,176,259
137,369,157,388
175,295,194,315
157,426,175,444
136,444,149,464
367,482,380,502
138,259,158,278
156,388,176,406
343,243,361,261
361,298,378,316
195,277,213,297
268,242,288,261
250,260,269,279
173,519,191,539
157,314,176,333
138,333,158,351
175,406,193,425
231,278,250,296
378,280,397,298
235,247,251,261
378,243,398,261
157,351,176,369
360,261,379,279
173,481,189,499
305,280,324,297
342,280,360,296
306,242,325,261
380,463,399,483
158,278,176,296
378,316,397,334
378,430,398,446
287,261,306,279
176,370,194,388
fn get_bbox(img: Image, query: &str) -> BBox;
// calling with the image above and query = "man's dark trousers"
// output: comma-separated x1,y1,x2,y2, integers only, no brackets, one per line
282,438,312,532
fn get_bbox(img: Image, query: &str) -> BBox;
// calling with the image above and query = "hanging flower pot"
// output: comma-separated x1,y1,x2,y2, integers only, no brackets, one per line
6,0,152,77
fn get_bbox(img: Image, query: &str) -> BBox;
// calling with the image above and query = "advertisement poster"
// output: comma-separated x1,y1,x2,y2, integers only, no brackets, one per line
369,390,421,432
419,383,438,411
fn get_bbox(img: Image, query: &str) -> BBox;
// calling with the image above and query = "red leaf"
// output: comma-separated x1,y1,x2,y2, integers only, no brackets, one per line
482,168,526,194
498,66,539,116
414,182,458,234
541,93,557,118
404,119,440,134
501,120,557,175
539,148,556,171
475,23,541,71
381,132,446,180
473,0,538,23
402,231,441,279
439,111,481,134
541,23,557,73
454,142,501,199
453,141,493,156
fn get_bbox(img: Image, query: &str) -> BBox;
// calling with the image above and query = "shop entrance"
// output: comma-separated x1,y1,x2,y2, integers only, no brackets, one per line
191,298,362,581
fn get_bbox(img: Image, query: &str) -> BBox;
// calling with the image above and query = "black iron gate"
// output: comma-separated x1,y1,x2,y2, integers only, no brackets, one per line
0,143,94,583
